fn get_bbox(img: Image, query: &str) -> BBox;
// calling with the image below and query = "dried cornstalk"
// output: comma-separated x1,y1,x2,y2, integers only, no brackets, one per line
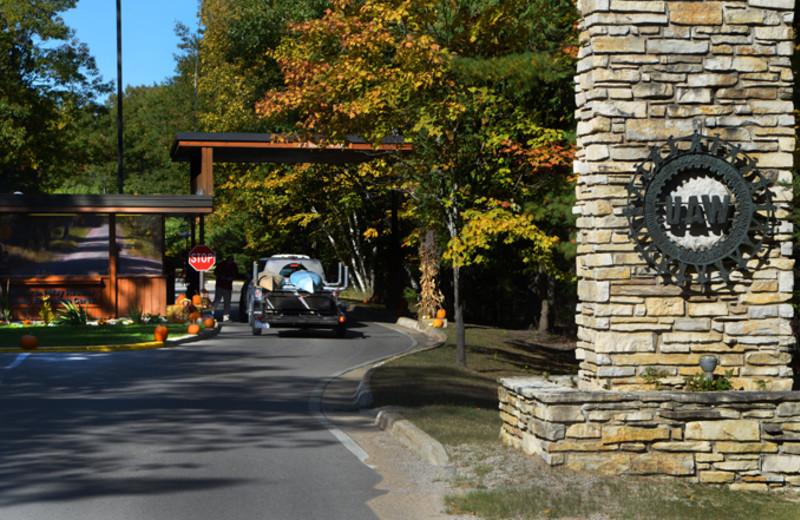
418,231,443,318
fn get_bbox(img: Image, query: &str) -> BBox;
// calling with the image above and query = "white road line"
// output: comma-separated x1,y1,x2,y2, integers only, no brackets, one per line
5,353,30,370
0,353,30,384
310,370,375,468
309,324,418,469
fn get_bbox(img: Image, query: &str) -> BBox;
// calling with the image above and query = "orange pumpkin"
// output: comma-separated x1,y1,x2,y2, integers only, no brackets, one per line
176,294,185,305
436,308,446,319
19,334,38,349
187,323,200,334
154,325,169,342
189,311,201,322
432,318,444,328
192,294,202,306
203,317,215,329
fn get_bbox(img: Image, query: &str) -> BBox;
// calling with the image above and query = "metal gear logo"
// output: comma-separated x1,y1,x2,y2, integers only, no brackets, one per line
626,132,776,287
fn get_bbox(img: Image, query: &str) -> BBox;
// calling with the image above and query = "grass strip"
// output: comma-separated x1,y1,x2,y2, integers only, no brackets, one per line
448,479,800,520
370,323,579,437
0,324,195,348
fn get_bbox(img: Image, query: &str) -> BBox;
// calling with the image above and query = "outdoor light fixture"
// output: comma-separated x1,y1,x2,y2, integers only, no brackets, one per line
699,355,718,381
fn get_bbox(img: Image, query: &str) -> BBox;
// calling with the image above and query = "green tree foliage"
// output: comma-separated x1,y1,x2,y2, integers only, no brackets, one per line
0,0,110,192
59,17,200,196
60,83,194,196
441,0,578,129
209,158,400,293
198,0,329,133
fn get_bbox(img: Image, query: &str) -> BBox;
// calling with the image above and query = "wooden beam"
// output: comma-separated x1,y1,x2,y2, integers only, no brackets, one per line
200,146,214,195
171,132,412,166
109,214,118,317
0,194,213,215
176,139,412,152
189,147,214,195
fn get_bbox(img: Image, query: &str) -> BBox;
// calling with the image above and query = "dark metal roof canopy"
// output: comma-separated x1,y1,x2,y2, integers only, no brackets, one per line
0,193,213,215
170,132,411,165
170,132,411,197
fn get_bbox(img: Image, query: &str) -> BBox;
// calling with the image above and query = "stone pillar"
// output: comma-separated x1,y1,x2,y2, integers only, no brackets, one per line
574,0,795,391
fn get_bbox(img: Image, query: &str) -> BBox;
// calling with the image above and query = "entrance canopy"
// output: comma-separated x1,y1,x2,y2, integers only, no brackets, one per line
170,132,412,196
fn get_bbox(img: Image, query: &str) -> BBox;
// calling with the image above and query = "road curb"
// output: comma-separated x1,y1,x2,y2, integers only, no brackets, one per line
165,324,222,346
352,316,450,466
376,409,450,466
0,324,222,353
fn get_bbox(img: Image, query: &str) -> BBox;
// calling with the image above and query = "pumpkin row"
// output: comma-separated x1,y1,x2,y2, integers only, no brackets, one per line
17,319,217,349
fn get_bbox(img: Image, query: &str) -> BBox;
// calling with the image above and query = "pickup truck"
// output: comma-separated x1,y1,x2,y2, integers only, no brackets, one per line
244,254,349,337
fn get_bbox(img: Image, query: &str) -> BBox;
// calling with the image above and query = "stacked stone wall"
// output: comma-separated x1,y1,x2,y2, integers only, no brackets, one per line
500,377,800,491
574,0,795,390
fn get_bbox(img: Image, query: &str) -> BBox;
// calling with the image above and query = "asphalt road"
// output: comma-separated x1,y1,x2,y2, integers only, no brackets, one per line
0,319,420,520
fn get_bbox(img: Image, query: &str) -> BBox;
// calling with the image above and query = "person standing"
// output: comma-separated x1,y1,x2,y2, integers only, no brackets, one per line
212,256,239,321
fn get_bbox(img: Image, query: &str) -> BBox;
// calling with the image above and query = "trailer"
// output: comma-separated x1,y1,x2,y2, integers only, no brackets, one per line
245,254,349,337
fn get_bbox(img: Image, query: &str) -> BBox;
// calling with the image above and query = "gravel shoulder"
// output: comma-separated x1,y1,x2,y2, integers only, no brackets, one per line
327,410,456,520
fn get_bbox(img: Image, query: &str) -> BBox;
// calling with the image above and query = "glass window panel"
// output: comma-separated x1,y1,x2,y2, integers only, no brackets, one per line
0,214,110,276
117,215,163,275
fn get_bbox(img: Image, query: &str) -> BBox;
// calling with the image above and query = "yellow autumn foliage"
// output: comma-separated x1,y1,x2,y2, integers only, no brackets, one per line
444,205,560,270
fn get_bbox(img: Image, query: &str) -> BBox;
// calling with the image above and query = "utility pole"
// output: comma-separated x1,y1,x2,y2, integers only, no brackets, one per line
116,0,124,194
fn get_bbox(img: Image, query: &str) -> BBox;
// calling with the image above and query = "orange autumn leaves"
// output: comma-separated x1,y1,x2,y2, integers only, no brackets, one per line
256,0,448,143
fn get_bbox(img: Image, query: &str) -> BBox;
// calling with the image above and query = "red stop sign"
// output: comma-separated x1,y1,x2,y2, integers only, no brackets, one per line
188,245,216,272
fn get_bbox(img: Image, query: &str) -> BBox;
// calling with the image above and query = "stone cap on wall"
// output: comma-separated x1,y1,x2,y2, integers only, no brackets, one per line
500,377,800,405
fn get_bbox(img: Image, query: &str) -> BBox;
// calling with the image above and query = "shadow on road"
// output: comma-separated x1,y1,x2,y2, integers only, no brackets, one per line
0,344,350,507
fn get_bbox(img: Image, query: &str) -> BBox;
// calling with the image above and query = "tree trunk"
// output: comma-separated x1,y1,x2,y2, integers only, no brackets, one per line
537,264,556,335
453,262,466,367
537,299,550,335
444,200,466,368
386,189,403,314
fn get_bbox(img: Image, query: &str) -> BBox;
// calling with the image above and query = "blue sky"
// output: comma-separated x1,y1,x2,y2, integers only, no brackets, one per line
62,0,200,95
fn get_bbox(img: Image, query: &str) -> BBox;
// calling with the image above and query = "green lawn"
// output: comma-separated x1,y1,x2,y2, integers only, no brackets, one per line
0,323,197,348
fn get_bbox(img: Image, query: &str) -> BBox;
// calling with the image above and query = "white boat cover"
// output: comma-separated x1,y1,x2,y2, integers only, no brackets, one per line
289,270,323,293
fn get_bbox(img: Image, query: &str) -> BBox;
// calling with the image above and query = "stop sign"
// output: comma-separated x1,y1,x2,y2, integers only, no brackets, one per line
188,245,216,272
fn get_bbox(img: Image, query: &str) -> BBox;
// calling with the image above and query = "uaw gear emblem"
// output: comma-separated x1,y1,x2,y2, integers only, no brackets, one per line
626,132,775,287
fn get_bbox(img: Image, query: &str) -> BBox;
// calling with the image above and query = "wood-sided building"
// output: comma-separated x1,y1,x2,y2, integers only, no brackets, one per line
0,194,212,320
